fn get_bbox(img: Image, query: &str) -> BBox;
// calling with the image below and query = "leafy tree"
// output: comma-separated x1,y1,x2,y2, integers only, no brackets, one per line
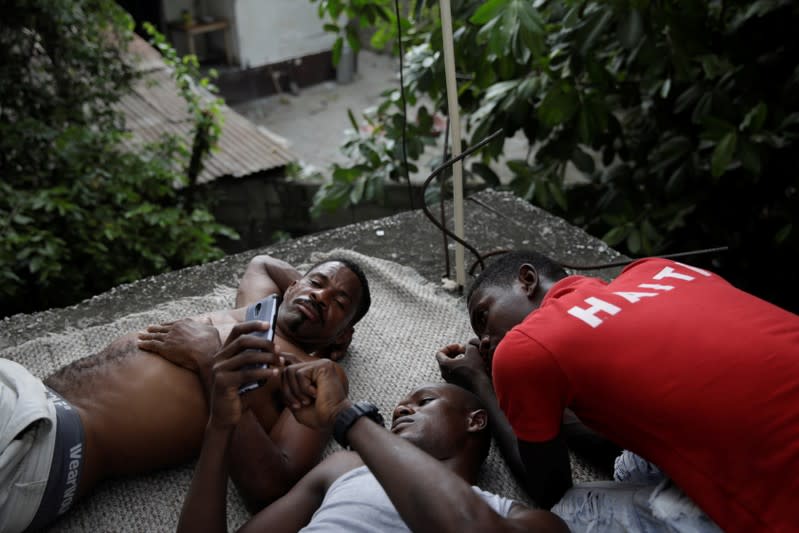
0,0,235,317
312,0,799,311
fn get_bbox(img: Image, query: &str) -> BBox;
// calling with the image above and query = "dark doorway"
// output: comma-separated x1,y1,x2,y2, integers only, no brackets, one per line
116,0,164,35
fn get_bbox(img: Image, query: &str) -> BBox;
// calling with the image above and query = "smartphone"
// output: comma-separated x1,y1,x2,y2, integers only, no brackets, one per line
238,294,281,394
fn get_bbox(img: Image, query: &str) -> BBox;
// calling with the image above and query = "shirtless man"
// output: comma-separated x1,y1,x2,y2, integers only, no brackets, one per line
0,255,370,533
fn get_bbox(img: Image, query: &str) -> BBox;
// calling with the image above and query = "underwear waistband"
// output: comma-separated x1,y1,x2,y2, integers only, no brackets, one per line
24,387,85,532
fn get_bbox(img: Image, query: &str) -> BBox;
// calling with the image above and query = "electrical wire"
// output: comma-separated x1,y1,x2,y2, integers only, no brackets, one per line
419,131,728,279
420,129,505,272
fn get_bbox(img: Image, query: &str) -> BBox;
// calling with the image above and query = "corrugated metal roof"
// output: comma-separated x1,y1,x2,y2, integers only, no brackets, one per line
119,35,295,184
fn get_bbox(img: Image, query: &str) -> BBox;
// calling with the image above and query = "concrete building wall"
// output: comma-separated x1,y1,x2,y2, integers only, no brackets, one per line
161,0,333,67
233,0,334,68
201,174,459,254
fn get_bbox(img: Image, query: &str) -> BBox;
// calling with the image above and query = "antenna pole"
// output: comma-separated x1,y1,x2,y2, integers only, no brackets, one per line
439,0,465,288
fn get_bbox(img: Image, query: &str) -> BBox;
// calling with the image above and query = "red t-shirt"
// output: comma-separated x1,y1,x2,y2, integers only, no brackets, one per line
493,258,799,533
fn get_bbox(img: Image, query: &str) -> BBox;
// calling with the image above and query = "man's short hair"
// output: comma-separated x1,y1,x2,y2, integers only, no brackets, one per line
308,257,371,325
467,250,567,304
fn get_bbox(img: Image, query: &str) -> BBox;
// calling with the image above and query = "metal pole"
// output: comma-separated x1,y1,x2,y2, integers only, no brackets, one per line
438,0,465,288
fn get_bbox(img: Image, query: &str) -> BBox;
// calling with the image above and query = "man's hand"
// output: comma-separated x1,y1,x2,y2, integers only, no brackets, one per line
137,318,221,372
435,339,489,391
281,360,350,431
207,321,283,429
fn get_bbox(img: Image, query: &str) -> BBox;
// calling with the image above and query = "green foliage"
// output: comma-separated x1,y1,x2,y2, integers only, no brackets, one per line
144,22,225,202
311,0,799,310
309,102,440,217
0,0,236,317
310,0,394,63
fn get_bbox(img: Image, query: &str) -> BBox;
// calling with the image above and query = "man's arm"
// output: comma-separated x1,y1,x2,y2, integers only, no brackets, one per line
283,360,569,533
180,421,350,533
517,435,573,509
348,418,568,532
176,324,353,533
236,255,302,308
226,408,330,510
435,342,527,484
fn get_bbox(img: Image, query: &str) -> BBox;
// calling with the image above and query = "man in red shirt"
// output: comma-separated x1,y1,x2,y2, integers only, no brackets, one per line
437,250,799,533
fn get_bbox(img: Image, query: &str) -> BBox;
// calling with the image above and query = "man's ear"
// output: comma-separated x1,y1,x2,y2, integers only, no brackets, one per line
518,263,540,298
325,327,354,362
467,409,488,433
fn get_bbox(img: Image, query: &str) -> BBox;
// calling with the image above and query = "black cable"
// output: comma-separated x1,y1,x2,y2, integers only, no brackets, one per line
419,132,729,277
561,246,729,271
420,129,505,272
464,195,728,271
393,0,413,209
467,246,729,276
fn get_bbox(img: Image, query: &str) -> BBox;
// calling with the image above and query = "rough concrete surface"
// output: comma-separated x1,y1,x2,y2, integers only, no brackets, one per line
0,189,622,350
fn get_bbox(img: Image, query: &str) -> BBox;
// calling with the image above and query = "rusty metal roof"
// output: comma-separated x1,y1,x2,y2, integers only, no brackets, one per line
120,35,295,184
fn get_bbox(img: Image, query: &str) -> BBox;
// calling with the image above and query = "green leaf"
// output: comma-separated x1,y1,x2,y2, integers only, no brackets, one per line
626,228,642,254
347,109,359,131
602,225,629,247
586,59,614,91
571,146,595,174
470,0,509,24
692,92,713,124
618,9,643,50
547,180,568,211
739,140,762,174
711,132,738,177
332,38,343,66
740,102,768,132
516,0,545,33
577,8,614,57
674,85,702,114
577,98,608,145
537,83,580,127
660,78,672,99
471,162,501,186
775,224,792,244
350,176,366,204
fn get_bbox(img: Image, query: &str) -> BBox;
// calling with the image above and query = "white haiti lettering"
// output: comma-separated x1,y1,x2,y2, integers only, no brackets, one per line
612,291,659,304
58,443,82,515
567,297,621,328
567,263,712,328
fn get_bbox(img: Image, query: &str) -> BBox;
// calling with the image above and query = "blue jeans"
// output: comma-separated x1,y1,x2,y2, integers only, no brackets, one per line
552,451,723,533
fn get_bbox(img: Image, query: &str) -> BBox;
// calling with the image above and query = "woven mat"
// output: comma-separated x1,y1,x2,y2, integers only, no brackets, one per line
1,250,601,532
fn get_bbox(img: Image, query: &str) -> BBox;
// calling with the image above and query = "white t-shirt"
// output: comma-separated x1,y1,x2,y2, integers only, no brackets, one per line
300,464,517,532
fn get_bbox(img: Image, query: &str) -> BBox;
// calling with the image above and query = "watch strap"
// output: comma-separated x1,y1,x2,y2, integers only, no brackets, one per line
333,401,384,449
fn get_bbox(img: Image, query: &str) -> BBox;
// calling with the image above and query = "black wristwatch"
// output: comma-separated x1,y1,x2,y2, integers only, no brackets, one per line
333,401,384,449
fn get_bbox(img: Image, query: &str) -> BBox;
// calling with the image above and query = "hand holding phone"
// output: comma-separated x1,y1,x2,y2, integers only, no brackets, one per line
238,294,281,394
